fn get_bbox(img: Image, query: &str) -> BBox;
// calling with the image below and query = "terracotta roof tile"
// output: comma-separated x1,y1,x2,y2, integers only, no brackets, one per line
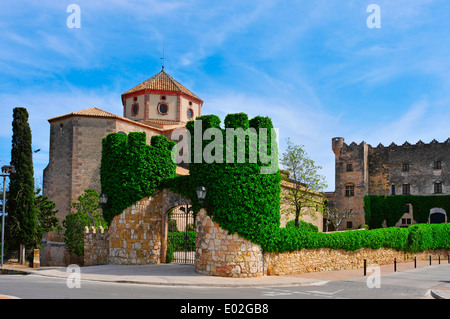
47,107,119,121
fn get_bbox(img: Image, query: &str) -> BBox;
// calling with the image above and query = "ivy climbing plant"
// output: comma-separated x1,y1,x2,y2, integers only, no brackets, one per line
100,132,177,225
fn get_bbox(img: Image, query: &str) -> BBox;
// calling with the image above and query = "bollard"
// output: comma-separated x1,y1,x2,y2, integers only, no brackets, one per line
363,259,366,276
394,258,397,272
429,255,432,265
414,257,417,269
439,254,441,264
33,249,40,268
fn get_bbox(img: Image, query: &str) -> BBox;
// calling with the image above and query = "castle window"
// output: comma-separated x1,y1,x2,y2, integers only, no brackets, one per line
158,103,169,115
131,103,139,116
402,184,410,195
346,221,353,229
434,161,442,170
346,163,353,172
402,163,409,172
434,182,443,194
391,185,396,195
345,184,355,197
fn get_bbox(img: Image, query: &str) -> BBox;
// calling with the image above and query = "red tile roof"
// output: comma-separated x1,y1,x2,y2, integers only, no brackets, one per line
122,68,202,101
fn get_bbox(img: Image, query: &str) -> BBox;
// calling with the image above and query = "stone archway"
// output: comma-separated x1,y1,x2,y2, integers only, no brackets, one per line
107,189,190,265
429,208,447,224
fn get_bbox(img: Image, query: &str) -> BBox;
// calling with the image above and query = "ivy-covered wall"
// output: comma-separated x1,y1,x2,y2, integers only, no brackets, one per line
364,195,450,229
185,113,282,246
100,132,177,225
99,114,450,255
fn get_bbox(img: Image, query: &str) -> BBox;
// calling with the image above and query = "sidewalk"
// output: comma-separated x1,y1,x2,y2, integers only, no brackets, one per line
1,261,449,299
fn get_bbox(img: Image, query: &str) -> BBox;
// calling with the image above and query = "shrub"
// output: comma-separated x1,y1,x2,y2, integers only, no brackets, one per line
285,220,318,232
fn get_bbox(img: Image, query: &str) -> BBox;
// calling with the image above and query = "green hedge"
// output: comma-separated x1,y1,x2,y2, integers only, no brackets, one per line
285,220,318,232
364,195,450,229
263,223,450,253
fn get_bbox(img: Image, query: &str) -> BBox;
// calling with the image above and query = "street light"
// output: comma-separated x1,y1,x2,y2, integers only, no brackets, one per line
99,193,108,204
196,186,207,202
1,165,16,267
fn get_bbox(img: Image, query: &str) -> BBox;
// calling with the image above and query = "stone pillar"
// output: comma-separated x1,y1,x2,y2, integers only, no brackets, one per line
195,209,265,277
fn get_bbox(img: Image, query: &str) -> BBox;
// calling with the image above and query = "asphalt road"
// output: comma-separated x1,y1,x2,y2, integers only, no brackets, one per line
0,264,448,300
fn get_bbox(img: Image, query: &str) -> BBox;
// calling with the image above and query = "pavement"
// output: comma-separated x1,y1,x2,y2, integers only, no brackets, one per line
1,261,449,299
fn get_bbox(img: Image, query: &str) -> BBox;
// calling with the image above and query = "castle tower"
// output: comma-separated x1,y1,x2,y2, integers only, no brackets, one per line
121,67,203,136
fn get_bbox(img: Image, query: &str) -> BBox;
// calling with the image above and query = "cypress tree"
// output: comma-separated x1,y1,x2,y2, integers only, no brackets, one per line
6,107,38,251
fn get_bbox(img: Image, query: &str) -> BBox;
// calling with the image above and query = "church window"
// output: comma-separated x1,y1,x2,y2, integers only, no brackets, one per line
161,95,166,101
189,101,193,106
187,108,194,119
345,184,355,197
158,103,168,115
131,103,139,116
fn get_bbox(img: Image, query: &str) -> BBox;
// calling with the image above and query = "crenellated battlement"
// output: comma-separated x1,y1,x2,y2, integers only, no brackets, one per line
334,137,450,152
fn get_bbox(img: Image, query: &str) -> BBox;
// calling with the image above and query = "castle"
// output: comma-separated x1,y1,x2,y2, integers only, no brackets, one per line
326,137,450,229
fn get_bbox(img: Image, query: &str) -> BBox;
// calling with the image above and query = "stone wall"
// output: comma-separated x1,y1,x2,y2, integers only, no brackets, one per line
195,209,265,277
264,247,450,276
108,197,163,265
84,226,110,266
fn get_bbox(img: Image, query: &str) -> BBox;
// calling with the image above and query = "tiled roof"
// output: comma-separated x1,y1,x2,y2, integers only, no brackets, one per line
122,68,202,101
48,107,120,121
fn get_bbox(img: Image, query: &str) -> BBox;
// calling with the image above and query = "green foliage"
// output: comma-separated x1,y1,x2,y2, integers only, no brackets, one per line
100,132,177,225
263,223,449,253
6,107,37,250
63,189,107,256
280,138,327,225
35,191,61,243
186,113,282,246
285,220,318,232
364,195,450,229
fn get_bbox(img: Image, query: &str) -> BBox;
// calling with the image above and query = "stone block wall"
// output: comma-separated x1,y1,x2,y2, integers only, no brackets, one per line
84,226,110,266
264,247,450,276
108,197,163,265
195,209,265,277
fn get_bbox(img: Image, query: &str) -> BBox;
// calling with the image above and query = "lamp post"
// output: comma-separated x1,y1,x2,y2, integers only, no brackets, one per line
99,193,108,204
196,186,207,203
1,165,16,267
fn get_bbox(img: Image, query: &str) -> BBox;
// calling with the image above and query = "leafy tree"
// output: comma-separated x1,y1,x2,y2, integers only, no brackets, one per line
280,138,327,228
63,189,107,256
34,190,61,245
6,107,37,254
324,207,353,232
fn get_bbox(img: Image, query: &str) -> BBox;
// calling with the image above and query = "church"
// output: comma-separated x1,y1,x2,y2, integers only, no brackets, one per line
42,68,200,244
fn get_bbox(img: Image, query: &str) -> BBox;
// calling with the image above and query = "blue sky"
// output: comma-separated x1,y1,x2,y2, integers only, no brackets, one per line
1,0,450,191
